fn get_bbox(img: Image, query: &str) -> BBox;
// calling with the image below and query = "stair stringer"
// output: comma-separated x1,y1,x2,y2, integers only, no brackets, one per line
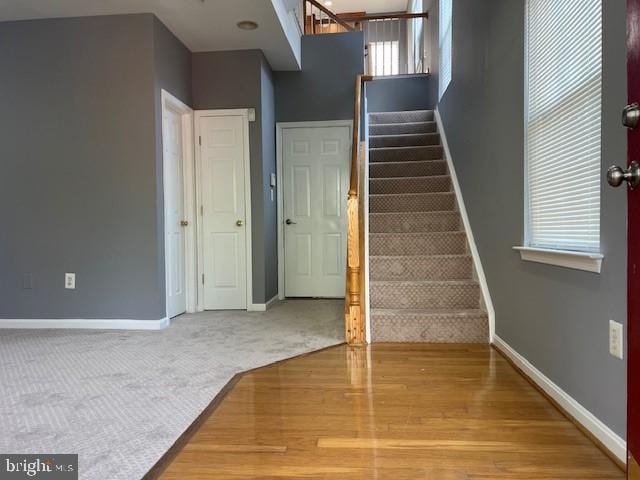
434,108,495,342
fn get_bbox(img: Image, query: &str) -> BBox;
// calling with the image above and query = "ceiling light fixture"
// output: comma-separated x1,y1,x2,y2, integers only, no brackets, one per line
324,1,333,6
237,20,259,31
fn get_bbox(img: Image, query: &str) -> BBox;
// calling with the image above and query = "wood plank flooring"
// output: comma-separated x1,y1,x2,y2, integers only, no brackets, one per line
153,344,624,479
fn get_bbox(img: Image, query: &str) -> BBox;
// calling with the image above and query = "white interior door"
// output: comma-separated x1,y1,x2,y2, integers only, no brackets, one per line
282,125,350,297
199,114,248,310
164,106,187,318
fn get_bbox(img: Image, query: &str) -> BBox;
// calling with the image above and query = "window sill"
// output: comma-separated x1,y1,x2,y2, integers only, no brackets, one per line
513,246,603,274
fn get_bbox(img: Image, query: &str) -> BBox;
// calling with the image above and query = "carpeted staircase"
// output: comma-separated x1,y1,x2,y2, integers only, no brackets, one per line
368,110,489,343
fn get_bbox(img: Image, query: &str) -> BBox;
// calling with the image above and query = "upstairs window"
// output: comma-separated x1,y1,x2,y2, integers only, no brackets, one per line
525,0,602,253
439,0,452,98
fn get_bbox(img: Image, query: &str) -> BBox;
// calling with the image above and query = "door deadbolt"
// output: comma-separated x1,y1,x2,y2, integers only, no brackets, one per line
623,103,640,129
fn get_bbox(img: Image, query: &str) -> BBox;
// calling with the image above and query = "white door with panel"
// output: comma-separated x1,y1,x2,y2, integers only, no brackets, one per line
164,106,187,318
282,126,350,297
200,115,248,310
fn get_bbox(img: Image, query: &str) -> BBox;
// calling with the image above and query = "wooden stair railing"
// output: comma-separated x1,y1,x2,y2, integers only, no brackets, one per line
345,74,373,346
303,0,355,34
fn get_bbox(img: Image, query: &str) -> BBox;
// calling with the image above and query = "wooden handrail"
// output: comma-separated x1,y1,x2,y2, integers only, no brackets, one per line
345,74,373,346
305,0,355,32
338,11,429,22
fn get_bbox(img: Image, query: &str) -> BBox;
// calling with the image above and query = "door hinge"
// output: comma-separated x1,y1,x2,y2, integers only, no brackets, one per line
200,205,204,215
202,273,205,285
198,135,202,146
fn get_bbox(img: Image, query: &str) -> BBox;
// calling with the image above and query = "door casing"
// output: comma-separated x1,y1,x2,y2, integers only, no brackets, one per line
276,120,353,300
194,109,254,311
161,90,196,317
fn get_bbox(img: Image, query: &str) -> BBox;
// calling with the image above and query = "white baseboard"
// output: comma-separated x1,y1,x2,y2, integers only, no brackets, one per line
248,295,280,312
493,334,627,464
434,108,496,342
0,317,170,330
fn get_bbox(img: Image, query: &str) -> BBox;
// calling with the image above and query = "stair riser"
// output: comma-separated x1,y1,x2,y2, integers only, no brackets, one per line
372,314,489,343
370,161,447,178
370,110,434,124
370,177,451,195
370,283,481,309
370,256,473,281
370,212,461,233
369,194,456,213
370,146,443,163
370,133,440,148
370,234,467,256
370,122,437,136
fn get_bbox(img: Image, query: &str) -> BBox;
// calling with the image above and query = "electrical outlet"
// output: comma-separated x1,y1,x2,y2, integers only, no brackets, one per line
65,273,76,290
23,273,33,289
609,320,623,360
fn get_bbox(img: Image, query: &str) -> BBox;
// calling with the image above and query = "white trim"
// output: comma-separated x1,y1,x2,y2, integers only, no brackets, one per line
194,109,253,311
0,318,169,330
493,334,627,464
513,246,603,274
248,295,281,312
435,109,496,342
161,90,196,317
275,120,354,301
362,99,372,344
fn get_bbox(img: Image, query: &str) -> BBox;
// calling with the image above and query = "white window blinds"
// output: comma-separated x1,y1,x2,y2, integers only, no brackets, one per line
526,0,602,253
439,0,452,98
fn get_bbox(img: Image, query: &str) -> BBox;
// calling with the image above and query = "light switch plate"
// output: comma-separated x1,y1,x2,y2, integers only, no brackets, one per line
609,320,623,360
65,273,76,290
248,108,256,122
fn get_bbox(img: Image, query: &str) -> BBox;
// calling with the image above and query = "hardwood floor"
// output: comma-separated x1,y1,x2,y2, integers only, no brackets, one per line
153,344,624,479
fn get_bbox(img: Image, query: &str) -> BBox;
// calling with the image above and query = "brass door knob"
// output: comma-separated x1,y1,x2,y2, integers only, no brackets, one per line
236,219,244,227
180,220,189,227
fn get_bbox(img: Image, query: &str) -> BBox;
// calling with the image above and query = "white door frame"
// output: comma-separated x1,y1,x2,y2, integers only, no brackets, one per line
194,109,254,311
161,89,196,316
276,120,353,300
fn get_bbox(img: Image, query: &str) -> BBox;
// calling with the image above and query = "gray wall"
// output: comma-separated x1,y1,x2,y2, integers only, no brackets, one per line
366,75,434,112
192,50,277,303
0,14,166,320
260,57,278,301
274,32,364,122
438,0,628,436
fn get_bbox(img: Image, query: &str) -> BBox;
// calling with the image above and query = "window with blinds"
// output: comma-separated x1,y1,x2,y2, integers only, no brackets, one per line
525,0,602,253
439,0,452,98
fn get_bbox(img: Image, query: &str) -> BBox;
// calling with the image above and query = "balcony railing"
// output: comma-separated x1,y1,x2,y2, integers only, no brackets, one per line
301,1,430,77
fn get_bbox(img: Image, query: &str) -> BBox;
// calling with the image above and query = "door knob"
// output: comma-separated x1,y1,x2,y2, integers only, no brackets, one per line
236,219,244,227
623,103,640,129
607,161,640,189
285,219,297,225
180,220,189,227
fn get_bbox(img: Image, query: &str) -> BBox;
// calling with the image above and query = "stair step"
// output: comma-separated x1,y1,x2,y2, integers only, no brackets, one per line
370,211,461,233
369,176,451,195
370,255,473,281
370,133,441,148
370,121,437,136
369,192,456,213
371,309,489,343
370,145,443,163
370,280,481,309
370,231,467,256
369,110,434,124
370,160,447,178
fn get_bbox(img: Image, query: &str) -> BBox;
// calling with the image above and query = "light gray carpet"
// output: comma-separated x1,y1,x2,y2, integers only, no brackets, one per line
0,299,343,480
